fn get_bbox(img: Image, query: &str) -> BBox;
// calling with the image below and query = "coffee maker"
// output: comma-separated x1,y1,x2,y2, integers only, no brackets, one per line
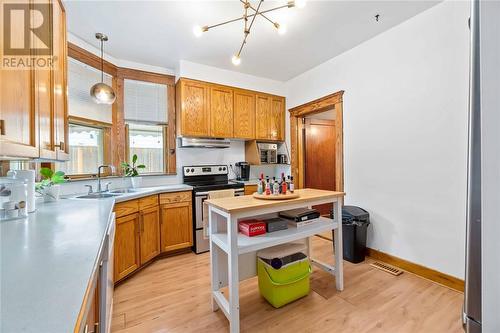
235,162,250,181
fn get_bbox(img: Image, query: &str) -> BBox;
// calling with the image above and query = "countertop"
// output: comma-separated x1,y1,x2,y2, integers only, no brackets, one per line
0,198,115,333
205,188,345,214
1,184,192,333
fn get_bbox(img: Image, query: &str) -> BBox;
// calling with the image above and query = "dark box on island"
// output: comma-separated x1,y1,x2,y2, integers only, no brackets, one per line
264,218,289,233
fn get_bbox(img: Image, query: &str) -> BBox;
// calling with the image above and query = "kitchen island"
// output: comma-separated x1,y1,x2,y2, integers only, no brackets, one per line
205,188,345,333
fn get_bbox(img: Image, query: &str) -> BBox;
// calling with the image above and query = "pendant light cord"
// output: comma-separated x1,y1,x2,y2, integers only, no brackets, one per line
100,39,104,83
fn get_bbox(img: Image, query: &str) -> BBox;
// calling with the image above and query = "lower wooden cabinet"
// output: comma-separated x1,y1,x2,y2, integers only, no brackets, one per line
114,192,193,283
114,213,140,282
160,201,193,252
139,206,161,264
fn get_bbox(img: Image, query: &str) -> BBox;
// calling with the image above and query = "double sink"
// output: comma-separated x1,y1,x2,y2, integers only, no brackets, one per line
76,188,140,199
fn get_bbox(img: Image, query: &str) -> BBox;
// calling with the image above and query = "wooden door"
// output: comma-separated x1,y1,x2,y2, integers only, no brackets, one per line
160,202,193,252
255,94,271,140
210,85,233,138
270,97,285,141
52,0,69,160
179,79,210,137
114,213,140,282
233,90,255,139
0,7,37,158
304,119,336,215
139,206,160,265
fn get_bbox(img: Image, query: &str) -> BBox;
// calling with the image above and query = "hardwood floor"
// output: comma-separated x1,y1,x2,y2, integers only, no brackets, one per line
111,237,464,333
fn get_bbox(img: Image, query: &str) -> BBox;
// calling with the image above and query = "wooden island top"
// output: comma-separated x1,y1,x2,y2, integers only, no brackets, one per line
205,188,345,214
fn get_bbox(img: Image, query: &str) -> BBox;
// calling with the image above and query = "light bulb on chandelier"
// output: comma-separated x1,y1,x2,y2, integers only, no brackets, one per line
274,23,287,35
231,55,241,66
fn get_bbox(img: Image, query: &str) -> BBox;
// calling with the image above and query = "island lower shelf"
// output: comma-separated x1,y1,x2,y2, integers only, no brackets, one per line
211,216,338,255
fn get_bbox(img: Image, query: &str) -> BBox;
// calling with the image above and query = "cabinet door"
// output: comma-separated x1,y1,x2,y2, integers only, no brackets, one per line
270,96,285,141
160,202,193,252
233,90,255,139
210,85,233,138
255,94,271,140
139,206,160,265
0,11,37,158
114,213,140,282
179,79,210,137
52,0,69,160
35,0,56,160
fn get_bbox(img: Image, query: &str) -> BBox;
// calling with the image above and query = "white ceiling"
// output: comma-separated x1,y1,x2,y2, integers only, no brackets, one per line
64,0,440,81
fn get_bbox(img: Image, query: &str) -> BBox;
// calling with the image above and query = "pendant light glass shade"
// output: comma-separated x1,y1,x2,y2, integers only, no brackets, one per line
91,33,116,105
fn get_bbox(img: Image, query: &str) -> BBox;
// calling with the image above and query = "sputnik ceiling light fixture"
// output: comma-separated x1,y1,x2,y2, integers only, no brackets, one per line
193,0,306,66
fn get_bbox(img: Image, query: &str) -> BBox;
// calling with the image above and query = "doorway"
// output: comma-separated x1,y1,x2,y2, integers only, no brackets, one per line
289,91,344,195
304,117,336,215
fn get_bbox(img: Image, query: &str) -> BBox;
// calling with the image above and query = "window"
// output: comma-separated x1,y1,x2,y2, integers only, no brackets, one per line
124,79,168,174
127,122,166,173
56,122,108,176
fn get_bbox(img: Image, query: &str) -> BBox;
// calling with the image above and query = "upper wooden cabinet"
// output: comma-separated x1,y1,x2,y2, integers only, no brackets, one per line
176,78,285,141
233,89,256,140
210,85,233,138
0,0,68,160
176,78,210,137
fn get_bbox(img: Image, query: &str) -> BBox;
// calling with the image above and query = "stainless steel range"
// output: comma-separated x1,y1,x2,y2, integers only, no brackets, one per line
183,165,244,254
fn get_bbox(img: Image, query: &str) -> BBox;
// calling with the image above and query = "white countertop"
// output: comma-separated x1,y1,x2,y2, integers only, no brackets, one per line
0,184,192,333
1,198,114,333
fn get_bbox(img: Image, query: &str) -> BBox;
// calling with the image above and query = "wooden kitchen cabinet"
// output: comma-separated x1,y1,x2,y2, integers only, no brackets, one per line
255,94,272,140
176,78,210,137
114,213,140,282
176,77,285,141
52,0,69,160
160,200,193,252
139,205,161,264
0,0,68,160
244,184,258,195
210,85,233,138
233,89,256,139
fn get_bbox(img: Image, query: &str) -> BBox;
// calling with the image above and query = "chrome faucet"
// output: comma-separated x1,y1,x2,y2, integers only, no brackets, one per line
97,165,115,193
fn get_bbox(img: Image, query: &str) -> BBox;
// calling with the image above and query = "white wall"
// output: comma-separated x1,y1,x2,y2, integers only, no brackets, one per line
285,0,470,278
177,60,286,96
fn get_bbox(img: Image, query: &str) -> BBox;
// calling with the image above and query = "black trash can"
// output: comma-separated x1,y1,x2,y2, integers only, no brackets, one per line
331,206,370,263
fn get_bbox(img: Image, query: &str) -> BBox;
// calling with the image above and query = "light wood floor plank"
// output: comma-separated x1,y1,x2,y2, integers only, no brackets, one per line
112,237,463,333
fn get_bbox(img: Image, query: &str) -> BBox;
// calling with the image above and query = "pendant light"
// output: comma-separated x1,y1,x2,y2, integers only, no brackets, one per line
90,33,116,105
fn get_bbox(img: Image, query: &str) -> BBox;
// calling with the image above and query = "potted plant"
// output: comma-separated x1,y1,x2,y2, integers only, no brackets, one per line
35,167,66,202
121,154,146,188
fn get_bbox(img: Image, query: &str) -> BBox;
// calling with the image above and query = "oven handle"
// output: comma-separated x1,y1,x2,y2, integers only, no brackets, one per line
195,189,245,196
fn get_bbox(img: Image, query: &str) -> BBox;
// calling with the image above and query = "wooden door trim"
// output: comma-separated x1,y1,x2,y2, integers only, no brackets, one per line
289,91,344,191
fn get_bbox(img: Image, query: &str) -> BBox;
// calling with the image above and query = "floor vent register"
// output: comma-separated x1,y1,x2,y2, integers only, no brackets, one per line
370,261,404,276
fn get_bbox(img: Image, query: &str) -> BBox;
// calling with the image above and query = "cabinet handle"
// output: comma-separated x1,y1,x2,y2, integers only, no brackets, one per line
84,324,88,333
0,119,4,135
93,322,99,333
54,141,65,151
140,213,144,233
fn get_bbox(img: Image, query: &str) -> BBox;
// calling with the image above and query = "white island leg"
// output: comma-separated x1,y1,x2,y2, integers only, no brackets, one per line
227,214,240,333
333,198,344,291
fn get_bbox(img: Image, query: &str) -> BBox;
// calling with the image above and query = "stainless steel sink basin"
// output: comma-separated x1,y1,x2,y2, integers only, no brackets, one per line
76,193,120,199
109,188,139,194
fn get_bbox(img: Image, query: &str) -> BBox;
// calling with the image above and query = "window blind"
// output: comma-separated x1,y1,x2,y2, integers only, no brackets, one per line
124,79,168,124
68,58,113,124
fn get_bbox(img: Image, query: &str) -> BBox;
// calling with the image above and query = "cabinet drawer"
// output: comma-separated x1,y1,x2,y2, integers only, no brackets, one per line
114,200,139,218
159,191,192,204
139,195,159,210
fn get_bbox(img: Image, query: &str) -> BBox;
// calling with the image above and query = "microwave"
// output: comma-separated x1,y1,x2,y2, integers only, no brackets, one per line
258,143,278,164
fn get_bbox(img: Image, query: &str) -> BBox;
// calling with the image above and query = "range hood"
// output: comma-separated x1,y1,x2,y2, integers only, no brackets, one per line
178,137,231,149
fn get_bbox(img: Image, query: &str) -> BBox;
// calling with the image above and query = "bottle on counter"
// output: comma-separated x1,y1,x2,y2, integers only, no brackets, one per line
265,178,271,195
272,177,280,195
286,175,291,191
289,176,295,193
281,175,288,194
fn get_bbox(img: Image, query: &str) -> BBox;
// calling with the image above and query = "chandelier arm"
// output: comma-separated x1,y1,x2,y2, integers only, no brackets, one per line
236,0,263,57
240,0,276,26
205,3,289,31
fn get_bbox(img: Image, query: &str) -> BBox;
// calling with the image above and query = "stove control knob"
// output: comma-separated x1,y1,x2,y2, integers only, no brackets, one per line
218,167,222,171
191,168,195,173
222,167,226,171
186,169,189,173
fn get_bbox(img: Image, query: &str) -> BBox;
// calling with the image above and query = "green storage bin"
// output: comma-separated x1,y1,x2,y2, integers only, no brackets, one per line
257,257,311,308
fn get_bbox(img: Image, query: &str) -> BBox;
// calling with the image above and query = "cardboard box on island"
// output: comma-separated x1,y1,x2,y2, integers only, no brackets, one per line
239,219,267,237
